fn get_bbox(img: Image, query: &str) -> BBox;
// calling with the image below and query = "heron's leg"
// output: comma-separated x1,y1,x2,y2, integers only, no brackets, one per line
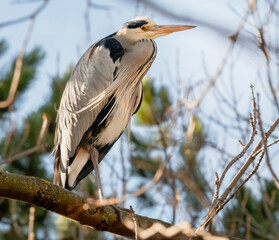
90,148,104,202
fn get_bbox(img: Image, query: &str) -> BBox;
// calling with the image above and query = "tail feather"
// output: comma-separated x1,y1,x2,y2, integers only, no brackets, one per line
53,143,116,191
67,148,90,188
53,146,92,190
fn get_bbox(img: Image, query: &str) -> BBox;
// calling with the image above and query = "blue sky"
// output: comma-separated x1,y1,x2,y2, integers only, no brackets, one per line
0,0,249,118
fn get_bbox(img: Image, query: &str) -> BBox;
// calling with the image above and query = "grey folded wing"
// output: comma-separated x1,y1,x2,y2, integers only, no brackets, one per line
53,37,124,186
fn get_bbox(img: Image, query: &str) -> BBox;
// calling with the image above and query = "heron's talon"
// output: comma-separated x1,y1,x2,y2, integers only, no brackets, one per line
111,205,123,224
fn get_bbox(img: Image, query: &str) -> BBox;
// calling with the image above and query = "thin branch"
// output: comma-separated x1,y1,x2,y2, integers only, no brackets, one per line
197,113,279,231
217,149,265,216
212,172,220,204
252,138,279,157
217,85,257,188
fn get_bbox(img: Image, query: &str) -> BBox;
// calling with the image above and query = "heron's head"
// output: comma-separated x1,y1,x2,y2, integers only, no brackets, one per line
117,17,195,42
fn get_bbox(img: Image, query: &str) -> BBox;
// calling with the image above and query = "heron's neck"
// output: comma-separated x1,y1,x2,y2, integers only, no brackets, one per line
115,29,142,45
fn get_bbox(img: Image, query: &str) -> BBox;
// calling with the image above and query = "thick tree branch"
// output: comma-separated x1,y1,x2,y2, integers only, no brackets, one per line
0,171,228,240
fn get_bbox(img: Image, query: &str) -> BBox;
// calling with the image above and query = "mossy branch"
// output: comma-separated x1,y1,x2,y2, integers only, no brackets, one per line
0,171,228,240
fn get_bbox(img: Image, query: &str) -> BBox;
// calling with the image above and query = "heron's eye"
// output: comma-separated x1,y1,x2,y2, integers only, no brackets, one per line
140,26,147,31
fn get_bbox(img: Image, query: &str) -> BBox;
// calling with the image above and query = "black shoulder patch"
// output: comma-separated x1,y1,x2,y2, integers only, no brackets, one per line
127,20,148,29
97,38,124,63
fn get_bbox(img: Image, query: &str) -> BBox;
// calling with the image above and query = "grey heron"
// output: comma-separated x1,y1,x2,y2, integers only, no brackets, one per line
53,16,195,200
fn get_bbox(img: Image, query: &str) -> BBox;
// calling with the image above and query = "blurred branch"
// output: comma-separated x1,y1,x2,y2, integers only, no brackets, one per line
0,171,230,240
84,0,110,43
27,206,35,240
128,1,204,31
266,143,279,190
257,92,279,190
9,199,22,237
129,205,139,240
0,0,49,28
218,147,264,216
183,0,256,110
0,19,34,109
133,0,260,48
1,113,50,165
88,0,110,10
0,0,49,109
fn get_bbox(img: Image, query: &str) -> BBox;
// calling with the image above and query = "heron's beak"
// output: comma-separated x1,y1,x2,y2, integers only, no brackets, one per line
152,25,196,38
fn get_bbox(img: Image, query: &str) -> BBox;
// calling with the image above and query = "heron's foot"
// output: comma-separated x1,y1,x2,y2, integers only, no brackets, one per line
87,205,103,216
110,205,134,225
110,205,123,223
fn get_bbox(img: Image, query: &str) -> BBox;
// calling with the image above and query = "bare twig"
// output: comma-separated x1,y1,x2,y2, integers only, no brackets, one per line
217,85,257,190
198,114,279,230
212,172,220,204
197,81,279,231
218,149,265,215
252,138,279,157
